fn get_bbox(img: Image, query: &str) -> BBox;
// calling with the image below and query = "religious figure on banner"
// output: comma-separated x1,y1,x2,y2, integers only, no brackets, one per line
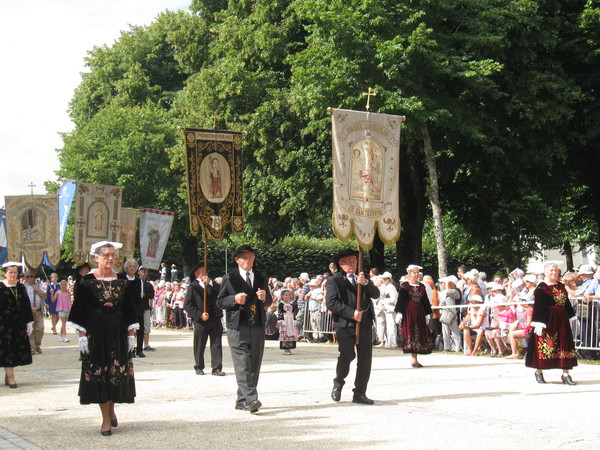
94,206,105,233
351,137,383,202
146,225,160,258
200,152,230,203
21,208,44,242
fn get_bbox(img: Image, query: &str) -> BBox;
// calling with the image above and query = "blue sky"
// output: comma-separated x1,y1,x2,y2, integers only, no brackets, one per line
0,0,189,205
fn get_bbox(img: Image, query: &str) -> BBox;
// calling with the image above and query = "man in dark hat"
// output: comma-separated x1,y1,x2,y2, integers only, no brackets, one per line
326,248,379,405
184,263,224,376
217,245,272,413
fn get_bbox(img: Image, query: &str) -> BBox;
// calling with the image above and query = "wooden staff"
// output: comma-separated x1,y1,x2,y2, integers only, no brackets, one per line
355,247,364,345
203,234,208,314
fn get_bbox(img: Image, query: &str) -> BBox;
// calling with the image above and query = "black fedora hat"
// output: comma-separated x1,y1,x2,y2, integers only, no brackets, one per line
232,245,257,261
333,248,359,265
189,263,205,280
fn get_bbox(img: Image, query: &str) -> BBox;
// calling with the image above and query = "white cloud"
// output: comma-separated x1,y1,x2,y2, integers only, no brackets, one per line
0,0,189,205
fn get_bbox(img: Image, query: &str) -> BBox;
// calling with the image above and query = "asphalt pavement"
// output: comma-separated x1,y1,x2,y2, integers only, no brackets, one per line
1,320,599,449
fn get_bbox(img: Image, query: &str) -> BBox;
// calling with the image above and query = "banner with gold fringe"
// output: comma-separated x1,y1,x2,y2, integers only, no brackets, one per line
5,195,60,268
119,207,138,266
184,128,244,240
73,182,123,264
139,208,175,270
331,108,402,250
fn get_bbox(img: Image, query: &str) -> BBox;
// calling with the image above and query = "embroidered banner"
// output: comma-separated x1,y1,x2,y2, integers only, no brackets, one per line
0,209,7,265
58,181,76,245
5,195,60,268
139,208,175,270
120,207,138,266
184,128,244,240
73,182,123,264
331,108,402,249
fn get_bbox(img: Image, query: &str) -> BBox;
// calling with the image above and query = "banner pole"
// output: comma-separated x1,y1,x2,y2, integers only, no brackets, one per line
203,232,208,314
355,246,363,345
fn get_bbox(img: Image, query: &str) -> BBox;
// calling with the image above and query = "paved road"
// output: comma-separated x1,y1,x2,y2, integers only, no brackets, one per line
1,321,599,449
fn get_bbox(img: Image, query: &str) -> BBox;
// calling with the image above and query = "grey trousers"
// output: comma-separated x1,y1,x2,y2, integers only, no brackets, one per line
226,325,265,404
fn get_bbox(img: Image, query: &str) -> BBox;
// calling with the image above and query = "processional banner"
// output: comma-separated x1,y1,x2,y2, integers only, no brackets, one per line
120,207,138,265
139,208,175,270
0,210,8,265
5,195,60,268
73,182,123,264
331,108,402,249
184,128,244,240
58,181,76,245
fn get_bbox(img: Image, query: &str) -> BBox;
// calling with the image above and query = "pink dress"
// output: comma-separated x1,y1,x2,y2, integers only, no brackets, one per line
55,291,72,313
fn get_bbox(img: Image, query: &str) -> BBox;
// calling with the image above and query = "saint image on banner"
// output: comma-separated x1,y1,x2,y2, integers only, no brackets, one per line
88,201,109,238
146,225,160,258
20,208,46,243
350,137,384,202
199,152,230,203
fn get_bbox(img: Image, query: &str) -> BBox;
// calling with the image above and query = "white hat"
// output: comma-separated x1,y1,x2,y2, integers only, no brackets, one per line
489,283,505,291
464,272,478,282
512,279,524,289
2,261,24,268
470,295,484,303
90,241,123,254
307,279,320,286
441,275,459,285
577,264,595,275
523,274,537,284
406,265,422,272
492,294,507,304
300,272,309,280
381,271,393,279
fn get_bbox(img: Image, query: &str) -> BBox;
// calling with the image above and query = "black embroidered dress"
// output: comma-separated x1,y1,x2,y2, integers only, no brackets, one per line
396,282,433,355
0,282,33,367
68,274,138,404
525,281,577,370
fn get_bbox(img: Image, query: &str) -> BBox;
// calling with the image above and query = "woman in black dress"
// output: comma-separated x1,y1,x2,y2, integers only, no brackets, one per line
396,265,433,368
525,262,577,384
67,242,139,435
0,262,34,388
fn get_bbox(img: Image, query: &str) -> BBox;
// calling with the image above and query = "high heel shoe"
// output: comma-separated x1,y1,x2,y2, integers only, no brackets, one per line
111,418,118,428
5,374,17,388
535,371,546,384
561,374,576,385
100,429,112,436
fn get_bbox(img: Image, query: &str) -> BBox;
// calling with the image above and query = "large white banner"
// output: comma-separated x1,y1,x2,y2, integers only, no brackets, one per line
331,108,402,249
139,208,175,270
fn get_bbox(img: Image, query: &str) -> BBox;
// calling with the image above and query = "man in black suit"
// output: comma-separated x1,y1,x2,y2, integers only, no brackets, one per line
326,248,379,405
217,245,272,413
184,263,225,376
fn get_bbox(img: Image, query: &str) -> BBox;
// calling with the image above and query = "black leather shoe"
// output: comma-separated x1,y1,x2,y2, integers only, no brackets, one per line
136,352,146,358
111,418,118,428
247,400,262,413
561,374,576,385
100,429,111,436
352,394,374,405
211,370,225,376
535,371,546,384
8,383,17,389
411,362,423,368
331,386,342,402
195,369,205,375
235,401,249,411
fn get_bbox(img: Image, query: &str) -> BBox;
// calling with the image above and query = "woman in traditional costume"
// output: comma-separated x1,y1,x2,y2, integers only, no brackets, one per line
396,265,433,368
0,262,33,388
67,241,139,436
525,262,577,384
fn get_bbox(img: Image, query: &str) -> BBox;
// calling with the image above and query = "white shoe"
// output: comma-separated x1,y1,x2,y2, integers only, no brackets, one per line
63,335,70,342
58,335,64,342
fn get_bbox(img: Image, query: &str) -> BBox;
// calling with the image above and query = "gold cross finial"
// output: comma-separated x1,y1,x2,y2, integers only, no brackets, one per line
362,87,376,111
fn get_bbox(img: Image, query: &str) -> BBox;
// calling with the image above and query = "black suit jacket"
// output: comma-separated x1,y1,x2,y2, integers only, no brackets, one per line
325,271,378,328
184,280,222,321
217,268,273,330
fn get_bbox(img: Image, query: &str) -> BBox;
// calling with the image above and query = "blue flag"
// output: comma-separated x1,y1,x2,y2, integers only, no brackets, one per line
0,209,6,264
58,181,76,246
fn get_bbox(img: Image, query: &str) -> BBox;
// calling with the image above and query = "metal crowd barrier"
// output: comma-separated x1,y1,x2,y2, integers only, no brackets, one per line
299,305,335,340
571,297,599,351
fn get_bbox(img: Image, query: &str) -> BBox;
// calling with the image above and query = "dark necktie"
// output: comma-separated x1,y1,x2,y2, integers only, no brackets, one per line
348,275,356,286
246,273,252,289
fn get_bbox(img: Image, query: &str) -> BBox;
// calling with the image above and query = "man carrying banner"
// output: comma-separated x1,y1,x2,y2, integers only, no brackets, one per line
217,245,272,413
326,248,379,405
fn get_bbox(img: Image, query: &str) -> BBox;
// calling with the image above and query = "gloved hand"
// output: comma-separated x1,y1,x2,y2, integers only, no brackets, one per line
425,314,431,325
128,335,136,353
26,322,33,336
78,336,89,354
395,313,403,324
533,322,546,336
